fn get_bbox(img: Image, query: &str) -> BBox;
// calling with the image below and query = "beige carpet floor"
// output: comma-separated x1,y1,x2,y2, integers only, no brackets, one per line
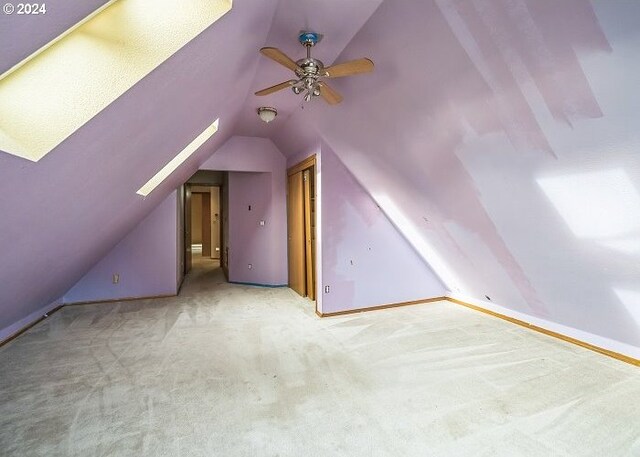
0,262,638,456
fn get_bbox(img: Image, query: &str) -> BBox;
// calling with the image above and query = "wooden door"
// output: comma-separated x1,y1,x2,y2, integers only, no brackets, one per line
221,177,229,277
303,169,315,300
210,187,221,259
288,172,306,296
184,185,192,274
202,193,211,257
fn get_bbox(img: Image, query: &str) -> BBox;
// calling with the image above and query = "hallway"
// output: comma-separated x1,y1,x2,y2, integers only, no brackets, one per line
0,263,638,456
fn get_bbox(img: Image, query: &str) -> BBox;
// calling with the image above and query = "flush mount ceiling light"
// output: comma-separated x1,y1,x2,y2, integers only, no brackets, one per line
257,107,278,123
0,0,232,162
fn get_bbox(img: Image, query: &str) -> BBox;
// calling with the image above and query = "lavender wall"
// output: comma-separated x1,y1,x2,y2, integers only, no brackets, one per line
270,0,640,353
227,172,283,285
166,1,640,354
321,143,445,313
3,0,638,357
200,136,287,285
0,0,277,340
63,191,179,303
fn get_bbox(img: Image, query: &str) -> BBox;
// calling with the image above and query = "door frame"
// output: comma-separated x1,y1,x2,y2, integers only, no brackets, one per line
189,190,211,257
183,183,224,275
287,155,317,304
184,184,192,274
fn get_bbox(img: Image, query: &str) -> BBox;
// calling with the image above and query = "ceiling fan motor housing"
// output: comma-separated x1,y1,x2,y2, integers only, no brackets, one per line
294,35,324,99
255,30,371,105
295,58,324,77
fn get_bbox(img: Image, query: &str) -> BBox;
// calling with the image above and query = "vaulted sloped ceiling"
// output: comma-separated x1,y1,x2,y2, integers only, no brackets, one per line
0,0,112,76
266,0,640,349
0,0,278,331
233,0,384,138
2,0,639,352
0,0,232,161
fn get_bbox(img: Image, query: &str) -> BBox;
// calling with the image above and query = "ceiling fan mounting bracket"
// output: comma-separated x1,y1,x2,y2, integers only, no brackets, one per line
298,31,323,47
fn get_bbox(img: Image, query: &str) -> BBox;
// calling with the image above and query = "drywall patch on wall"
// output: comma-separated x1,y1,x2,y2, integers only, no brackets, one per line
272,0,640,348
63,191,179,303
320,142,445,314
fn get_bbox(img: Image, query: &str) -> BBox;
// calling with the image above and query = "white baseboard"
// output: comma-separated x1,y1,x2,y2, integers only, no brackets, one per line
447,292,640,361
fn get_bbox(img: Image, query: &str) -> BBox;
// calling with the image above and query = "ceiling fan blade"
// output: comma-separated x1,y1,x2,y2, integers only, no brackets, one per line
318,81,343,105
255,80,298,96
323,58,374,78
260,47,300,72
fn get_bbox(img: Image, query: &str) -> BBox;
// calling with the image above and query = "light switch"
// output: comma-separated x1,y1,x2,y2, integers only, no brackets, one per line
259,220,265,226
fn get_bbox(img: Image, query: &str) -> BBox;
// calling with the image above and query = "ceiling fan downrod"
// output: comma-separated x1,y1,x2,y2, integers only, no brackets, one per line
295,32,324,102
255,30,372,105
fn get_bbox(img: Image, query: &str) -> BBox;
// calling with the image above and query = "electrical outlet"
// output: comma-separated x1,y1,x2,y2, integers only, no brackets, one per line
248,264,252,270
324,285,330,294
112,274,119,284
259,220,265,226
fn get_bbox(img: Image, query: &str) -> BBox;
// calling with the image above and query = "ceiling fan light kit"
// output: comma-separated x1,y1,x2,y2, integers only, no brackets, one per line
257,106,278,123
255,31,374,105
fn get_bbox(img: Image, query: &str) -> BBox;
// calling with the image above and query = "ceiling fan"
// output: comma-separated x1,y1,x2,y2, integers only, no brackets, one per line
255,32,374,105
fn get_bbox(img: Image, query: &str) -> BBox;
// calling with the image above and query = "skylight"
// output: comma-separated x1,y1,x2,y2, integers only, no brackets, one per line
537,169,640,239
137,118,219,197
0,0,232,162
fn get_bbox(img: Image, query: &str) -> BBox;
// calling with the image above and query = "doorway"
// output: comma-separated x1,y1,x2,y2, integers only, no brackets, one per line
184,184,222,273
287,156,316,300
